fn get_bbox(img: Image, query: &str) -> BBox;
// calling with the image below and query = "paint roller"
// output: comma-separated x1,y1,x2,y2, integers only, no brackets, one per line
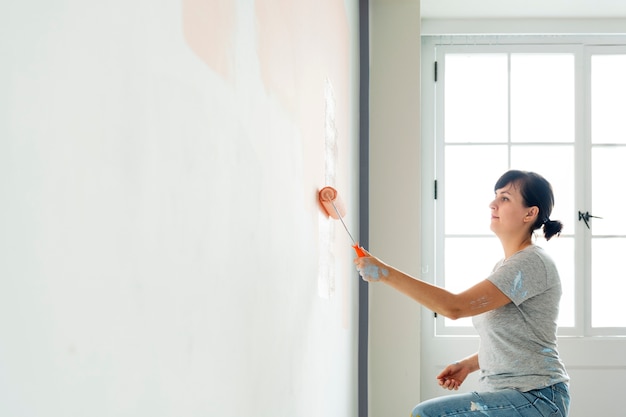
318,186,366,257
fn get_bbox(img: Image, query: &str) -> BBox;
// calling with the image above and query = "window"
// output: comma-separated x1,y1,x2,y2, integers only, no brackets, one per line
421,37,626,337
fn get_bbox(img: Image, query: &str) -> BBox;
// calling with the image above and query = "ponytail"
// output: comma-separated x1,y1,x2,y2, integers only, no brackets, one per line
543,219,563,241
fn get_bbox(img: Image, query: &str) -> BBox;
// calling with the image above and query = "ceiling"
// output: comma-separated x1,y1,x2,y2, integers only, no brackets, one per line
421,0,626,19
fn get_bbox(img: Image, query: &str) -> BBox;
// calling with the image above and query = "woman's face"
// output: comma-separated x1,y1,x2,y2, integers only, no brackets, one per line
489,181,535,236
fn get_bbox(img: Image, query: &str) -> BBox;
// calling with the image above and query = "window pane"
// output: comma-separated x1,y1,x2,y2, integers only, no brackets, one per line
445,145,508,234
445,54,508,143
592,238,626,327
591,146,626,235
444,237,501,327
510,145,576,232
511,54,575,143
592,55,626,144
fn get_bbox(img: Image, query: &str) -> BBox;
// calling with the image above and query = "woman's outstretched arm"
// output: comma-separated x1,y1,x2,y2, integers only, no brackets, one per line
354,251,511,319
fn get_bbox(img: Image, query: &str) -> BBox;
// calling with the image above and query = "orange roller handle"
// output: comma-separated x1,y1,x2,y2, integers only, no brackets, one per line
353,244,366,258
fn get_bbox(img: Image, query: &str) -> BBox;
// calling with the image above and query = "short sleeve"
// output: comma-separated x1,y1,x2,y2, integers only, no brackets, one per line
487,251,549,306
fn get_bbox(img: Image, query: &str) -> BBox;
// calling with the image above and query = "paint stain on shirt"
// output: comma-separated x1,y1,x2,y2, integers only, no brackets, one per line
511,270,528,299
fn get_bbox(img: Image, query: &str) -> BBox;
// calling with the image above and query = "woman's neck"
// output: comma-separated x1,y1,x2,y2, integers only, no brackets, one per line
502,236,533,259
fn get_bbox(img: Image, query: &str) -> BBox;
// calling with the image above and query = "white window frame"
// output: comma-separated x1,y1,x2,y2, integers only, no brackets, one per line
421,35,626,338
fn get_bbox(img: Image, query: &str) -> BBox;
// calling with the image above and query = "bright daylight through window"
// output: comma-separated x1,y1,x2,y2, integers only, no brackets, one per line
422,38,626,337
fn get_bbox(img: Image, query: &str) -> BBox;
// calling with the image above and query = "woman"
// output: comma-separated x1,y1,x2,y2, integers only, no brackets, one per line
355,170,570,417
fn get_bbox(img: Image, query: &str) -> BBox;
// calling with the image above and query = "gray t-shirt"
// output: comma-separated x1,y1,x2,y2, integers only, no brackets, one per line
472,245,569,392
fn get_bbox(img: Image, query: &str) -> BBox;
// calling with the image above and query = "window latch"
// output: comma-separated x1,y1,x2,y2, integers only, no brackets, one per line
578,210,602,229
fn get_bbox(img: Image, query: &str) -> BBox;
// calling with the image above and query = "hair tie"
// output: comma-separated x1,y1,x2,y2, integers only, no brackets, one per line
543,218,550,225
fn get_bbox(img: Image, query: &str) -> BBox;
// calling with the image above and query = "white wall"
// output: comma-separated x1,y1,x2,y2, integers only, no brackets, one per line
0,1,360,416
369,1,422,416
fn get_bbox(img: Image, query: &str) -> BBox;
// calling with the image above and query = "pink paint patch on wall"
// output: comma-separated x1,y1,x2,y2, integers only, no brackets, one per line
180,0,352,312
181,0,236,81
254,0,349,127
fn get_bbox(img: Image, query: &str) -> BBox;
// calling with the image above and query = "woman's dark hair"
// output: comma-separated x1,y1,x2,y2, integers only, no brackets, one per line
494,170,563,241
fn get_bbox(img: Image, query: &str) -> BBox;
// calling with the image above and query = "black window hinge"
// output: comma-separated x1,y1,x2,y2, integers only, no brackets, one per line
578,211,602,229
434,61,438,82
434,179,438,200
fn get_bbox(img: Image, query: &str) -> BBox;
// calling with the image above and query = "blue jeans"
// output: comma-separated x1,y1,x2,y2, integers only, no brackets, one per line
411,382,570,417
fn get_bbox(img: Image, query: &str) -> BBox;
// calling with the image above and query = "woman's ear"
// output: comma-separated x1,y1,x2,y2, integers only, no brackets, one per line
524,206,539,223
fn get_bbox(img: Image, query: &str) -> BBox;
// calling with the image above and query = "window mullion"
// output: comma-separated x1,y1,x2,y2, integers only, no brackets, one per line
579,46,592,336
